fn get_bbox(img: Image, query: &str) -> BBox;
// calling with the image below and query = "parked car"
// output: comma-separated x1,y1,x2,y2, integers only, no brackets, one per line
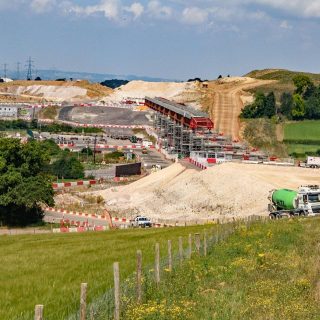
130,216,152,228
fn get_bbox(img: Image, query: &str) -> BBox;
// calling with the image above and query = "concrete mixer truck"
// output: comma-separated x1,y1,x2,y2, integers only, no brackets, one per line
268,185,320,219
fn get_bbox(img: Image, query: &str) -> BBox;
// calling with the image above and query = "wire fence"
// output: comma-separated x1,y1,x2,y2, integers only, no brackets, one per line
32,216,267,320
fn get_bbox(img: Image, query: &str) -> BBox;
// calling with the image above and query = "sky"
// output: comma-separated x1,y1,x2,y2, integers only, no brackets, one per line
0,0,320,80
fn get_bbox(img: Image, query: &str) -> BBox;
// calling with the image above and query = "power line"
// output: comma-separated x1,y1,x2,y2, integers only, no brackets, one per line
3,63,7,78
25,57,35,80
17,62,21,80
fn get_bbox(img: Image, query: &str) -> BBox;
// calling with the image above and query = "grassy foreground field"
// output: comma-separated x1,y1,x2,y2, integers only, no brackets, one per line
3,218,320,319
126,218,320,320
0,225,209,319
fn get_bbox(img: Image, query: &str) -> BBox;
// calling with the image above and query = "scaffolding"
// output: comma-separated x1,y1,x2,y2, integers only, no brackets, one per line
147,97,259,159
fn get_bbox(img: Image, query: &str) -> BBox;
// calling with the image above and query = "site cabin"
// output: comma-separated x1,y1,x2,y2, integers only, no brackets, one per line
268,185,320,219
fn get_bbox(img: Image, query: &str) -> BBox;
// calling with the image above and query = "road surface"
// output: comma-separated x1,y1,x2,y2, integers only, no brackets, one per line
207,78,274,140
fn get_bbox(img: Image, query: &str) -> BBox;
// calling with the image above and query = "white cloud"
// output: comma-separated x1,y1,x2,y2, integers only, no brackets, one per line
245,0,320,18
147,1,172,19
124,2,144,20
280,20,292,29
30,0,55,13
67,0,120,20
182,7,208,25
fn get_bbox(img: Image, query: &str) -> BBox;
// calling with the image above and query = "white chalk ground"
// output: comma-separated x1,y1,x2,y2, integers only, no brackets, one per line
102,80,199,103
3,85,87,101
97,162,320,221
217,77,255,84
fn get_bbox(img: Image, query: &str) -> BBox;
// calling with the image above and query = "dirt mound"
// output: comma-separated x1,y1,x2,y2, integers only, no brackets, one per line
0,80,112,102
97,162,320,221
102,80,202,107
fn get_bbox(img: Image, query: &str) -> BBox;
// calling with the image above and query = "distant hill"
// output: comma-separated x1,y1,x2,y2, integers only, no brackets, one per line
245,69,320,84
244,69,320,97
6,69,176,83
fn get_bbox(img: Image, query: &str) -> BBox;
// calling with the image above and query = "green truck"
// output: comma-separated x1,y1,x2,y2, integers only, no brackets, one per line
268,185,320,219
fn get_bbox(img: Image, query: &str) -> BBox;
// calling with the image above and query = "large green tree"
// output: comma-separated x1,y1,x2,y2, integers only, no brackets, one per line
304,85,320,119
280,92,294,119
51,154,84,179
240,92,275,119
264,92,276,118
291,94,306,119
0,138,54,226
293,75,313,96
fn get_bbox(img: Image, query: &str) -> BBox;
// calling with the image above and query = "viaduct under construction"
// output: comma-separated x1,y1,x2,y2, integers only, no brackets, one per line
145,97,261,160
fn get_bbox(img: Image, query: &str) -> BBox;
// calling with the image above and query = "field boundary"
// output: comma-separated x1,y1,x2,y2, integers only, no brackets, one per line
32,216,267,319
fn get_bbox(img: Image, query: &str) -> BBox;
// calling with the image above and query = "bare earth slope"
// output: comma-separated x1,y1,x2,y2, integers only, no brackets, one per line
202,77,275,140
98,162,320,221
101,80,203,108
0,80,112,103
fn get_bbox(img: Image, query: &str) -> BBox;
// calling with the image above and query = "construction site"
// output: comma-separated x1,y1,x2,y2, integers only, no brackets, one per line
145,96,267,164
1,77,319,224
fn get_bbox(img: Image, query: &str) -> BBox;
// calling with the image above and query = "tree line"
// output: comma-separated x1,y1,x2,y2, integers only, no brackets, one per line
0,119,102,134
240,75,320,120
0,138,85,226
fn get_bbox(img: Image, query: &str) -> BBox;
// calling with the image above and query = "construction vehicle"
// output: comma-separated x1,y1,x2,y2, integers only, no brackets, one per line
300,156,320,168
268,185,320,219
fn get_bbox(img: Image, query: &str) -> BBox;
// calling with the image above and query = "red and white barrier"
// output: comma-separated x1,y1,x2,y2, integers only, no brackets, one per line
45,207,108,220
188,158,208,170
46,207,172,228
52,226,107,233
52,180,98,189
52,177,130,189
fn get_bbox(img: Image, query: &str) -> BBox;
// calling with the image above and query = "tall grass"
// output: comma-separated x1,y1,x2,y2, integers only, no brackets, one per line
121,218,320,319
0,225,212,319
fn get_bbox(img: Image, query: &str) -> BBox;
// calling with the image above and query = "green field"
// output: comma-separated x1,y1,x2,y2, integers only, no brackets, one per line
283,121,320,157
284,121,320,142
123,218,320,320
286,144,320,155
0,225,210,320
2,218,320,319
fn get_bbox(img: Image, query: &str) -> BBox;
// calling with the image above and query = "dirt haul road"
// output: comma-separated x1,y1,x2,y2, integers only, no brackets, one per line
206,77,275,140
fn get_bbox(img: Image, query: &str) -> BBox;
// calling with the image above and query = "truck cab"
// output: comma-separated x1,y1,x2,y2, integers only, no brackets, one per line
297,185,320,216
268,185,320,218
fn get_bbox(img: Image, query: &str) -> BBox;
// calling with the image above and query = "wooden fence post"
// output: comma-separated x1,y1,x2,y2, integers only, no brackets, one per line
203,230,207,257
80,283,87,320
90,306,95,320
210,227,214,242
155,243,160,284
34,305,43,320
195,233,201,254
168,240,172,271
136,250,142,303
215,226,219,243
178,236,183,263
113,262,120,320
188,234,192,259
